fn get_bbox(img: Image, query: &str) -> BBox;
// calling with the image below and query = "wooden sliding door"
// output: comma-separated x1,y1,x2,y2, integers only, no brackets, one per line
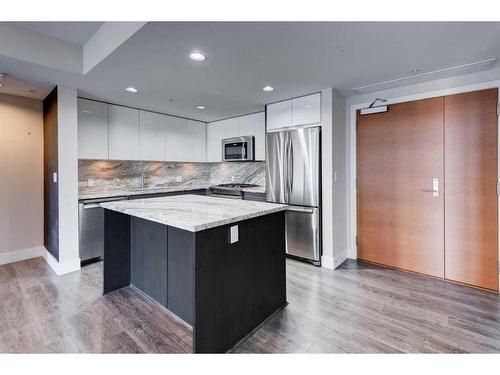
444,89,498,291
356,97,445,277
357,88,499,291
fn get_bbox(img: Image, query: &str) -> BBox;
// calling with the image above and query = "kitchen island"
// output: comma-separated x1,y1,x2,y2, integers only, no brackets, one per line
100,194,288,353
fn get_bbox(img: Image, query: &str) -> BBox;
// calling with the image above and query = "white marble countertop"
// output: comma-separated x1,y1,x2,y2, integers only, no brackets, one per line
100,194,287,232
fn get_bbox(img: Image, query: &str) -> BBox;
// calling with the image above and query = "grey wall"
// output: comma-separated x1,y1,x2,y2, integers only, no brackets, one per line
78,160,265,195
43,88,59,260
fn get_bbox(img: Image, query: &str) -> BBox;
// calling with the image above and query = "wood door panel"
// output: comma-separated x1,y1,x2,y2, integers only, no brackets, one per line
357,97,445,277
444,88,499,291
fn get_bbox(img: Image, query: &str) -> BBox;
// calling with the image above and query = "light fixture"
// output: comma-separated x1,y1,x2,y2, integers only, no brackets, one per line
0,83,3,87
82,110,92,114
262,85,274,92
196,105,206,110
125,86,138,93
190,52,206,62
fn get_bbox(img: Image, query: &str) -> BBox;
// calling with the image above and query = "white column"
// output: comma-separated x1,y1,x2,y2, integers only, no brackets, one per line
43,86,80,274
321,88,335,269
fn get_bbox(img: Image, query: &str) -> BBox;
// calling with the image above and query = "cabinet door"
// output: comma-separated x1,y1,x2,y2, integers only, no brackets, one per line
223,118,240,138
266,100,292,131
238,114,254,137
253,112,265,161
187,120,207,162
206,121,225,162
165,116,187,161
139,110,166,161
292,93,321,126
108,105,140,160
78,98,109,159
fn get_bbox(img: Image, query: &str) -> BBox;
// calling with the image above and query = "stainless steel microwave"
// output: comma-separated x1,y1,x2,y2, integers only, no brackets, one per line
222,136,255,161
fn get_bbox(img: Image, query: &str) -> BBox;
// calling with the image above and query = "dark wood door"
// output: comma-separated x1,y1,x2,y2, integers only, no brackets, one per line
357,97,445,277
444,88,499,291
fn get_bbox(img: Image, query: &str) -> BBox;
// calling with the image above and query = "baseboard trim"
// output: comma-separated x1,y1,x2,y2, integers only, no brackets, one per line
333,250,348,269
42,250,80,275
321,250,349,270
321,255,335,269
0,246,45,266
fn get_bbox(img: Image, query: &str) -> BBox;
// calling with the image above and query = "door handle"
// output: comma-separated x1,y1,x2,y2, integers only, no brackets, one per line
432,178,439,197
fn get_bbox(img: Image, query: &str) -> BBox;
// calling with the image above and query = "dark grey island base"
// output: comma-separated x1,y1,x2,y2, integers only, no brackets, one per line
103,209,286,353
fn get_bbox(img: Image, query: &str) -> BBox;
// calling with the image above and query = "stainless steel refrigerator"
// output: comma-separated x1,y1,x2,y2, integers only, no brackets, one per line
266,127,321,266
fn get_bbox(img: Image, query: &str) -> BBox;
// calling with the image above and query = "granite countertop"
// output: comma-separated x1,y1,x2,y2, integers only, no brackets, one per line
100,194,287,232
79,185,266,200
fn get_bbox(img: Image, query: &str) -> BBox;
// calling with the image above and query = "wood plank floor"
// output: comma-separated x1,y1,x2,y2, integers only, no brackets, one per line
1,257,499,353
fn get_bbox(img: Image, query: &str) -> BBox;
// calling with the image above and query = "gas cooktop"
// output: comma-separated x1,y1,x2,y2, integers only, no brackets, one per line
212,183,260,189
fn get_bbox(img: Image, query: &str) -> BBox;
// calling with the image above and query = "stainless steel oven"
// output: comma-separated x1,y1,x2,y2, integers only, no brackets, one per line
222,136,254,161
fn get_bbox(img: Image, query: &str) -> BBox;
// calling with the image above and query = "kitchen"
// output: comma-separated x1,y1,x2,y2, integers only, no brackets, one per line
1,17,500,364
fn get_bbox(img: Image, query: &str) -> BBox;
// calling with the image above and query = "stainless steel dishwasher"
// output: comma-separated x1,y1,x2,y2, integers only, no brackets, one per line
78,196,128,263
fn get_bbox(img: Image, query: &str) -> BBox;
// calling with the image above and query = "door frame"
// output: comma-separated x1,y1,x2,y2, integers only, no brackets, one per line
348,80,500,288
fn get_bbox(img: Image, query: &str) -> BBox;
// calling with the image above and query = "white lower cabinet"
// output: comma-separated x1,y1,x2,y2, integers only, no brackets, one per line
139,110,166,161
187,120,207,162
78,98,109,159
108,105,140,160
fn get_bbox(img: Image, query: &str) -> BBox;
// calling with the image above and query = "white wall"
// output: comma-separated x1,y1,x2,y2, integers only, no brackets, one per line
321,89,334,268
0,94,44,264
331,90,348,267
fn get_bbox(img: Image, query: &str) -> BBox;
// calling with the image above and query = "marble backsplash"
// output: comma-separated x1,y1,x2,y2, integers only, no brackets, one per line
78,160,265,195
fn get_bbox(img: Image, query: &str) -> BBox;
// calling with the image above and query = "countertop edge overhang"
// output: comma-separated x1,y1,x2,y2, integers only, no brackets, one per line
100,194,288,232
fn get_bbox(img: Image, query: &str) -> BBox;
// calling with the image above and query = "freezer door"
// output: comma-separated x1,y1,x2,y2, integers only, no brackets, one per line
288,127,321,207
286,206,321,263
266,131,290,204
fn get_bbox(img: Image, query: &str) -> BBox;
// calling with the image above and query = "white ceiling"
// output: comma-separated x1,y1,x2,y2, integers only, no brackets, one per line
1,22,500,122
11,22,103,45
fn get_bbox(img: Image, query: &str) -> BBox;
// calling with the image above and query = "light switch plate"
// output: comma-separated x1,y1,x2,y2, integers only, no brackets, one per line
230,225,239,244
88,178,94,187
53,172,58,183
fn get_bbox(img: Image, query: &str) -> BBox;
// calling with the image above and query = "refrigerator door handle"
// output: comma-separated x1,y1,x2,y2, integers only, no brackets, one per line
286,206,314,213
286,137,293,201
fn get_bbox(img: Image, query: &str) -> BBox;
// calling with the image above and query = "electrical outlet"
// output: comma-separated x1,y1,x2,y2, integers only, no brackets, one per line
88,178,94,187
230,225,239,244
231,175,235,182
175,176,182,183
53,172,57,183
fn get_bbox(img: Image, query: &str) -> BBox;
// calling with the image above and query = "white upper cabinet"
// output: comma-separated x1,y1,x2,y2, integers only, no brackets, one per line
292,93,321,126
266,93,321,132
139,110,166,161
78,98,109,159
253,112,265,161
266,100,292,131
108,105,140,160
206,121,225,162
165,116,187,162
223,118,240,138
238,115,255,136
207,112,266,162
186,120,207,162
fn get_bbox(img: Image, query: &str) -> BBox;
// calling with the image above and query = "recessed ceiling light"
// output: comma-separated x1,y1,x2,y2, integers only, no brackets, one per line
0,83,3,87
262,85,274,92
125,86,138,93
190,52,206,62
196,105,206,110
82,110,92,114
